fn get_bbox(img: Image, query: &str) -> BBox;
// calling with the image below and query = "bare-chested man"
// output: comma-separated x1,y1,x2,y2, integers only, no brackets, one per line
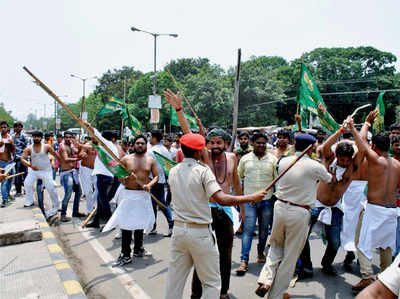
272,129,293,159
297,122,365,278
0,121,15,207
101,134,159,266
348,113,400,292
21,131,61,220
78,136,98,214
59,131,83,222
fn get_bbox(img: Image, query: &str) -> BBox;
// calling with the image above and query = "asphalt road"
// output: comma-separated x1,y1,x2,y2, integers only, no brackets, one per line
36,185,382,299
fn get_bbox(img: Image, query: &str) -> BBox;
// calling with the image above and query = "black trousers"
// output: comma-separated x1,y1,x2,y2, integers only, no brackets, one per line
121,229,144,257
191,207,234,297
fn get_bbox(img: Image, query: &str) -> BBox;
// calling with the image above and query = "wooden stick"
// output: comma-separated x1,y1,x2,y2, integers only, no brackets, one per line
264,144,313,192
23,67,166,210
5,172,25,180
230,48,241,152
81,206,97,228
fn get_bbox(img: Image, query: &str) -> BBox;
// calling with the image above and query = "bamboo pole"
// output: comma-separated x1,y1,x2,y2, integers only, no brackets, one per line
5,172,25,180
23,67,166,210
82,206,97,228
230,48,241,152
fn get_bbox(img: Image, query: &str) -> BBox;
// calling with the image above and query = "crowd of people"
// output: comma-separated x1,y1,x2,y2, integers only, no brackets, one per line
1,90,400,298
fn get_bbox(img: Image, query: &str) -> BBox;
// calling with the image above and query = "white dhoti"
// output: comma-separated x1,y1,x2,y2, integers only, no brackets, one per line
341,180,367,251
24,169,59,218
80,166,97,213
102,186,155,233
358,202,397,260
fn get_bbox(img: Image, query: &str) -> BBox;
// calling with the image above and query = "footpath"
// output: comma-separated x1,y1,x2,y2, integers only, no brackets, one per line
0,196,87,299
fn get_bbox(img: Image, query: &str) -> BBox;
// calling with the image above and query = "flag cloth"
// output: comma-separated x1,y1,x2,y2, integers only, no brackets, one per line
296,63,340,133
372,91,385,134
153,151,177,176
170,106,198,129
93,144,130,178
98,97,125,115
118,108,142,136
292,104,310,132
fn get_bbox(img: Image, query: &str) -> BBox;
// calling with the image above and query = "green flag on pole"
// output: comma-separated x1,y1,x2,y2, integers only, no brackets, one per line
170,106,198,129
93,144,129,178
153,151,177,176
98,97,125,115
372,91,386,134
296,63,340,133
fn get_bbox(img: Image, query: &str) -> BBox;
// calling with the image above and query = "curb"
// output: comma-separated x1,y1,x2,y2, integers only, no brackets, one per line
32,208,87,299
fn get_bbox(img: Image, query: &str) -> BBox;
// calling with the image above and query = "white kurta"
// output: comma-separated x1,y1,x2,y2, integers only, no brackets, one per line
341,180,367,251
358,202,397,260
102,186,155,232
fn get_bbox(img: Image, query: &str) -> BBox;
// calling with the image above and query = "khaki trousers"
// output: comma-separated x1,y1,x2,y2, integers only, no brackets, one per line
355,209,393,279
165,223,220,299
258,200,311,299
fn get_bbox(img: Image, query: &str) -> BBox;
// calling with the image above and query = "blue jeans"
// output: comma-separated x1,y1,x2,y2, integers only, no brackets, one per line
61,171,82,216
0,160,13,203
240,199,274,262
299,207,343,269
36,179,45,215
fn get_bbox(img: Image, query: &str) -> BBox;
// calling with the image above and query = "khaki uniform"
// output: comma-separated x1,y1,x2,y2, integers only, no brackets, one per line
165,158,221,299
257,153,332,299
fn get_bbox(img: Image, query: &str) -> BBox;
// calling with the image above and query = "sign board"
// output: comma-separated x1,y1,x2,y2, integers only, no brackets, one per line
43,121,47,129
81,112,88,121
148,95,162,109
56,118,61,129
150,108,160,124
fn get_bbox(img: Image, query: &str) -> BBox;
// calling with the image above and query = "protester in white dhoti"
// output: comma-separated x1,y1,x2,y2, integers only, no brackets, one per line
21,131,61,220
346,112,400,292
102,134,159,267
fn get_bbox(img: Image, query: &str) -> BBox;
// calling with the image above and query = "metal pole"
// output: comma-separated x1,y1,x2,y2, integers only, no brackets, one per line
121,78,126,139
153,34,157,95
54,100,56,134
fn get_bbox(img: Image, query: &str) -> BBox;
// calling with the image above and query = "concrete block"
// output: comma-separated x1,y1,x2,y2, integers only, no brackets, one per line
0,219,43,246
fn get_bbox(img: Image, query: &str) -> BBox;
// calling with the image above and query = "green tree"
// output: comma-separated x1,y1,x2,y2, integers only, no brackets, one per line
0,103,14,126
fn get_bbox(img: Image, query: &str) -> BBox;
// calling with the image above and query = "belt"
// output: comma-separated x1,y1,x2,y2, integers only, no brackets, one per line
278,199,310,211
174,220,210,228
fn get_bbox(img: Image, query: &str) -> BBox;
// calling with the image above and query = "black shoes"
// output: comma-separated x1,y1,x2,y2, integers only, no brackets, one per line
86,221,100,228
60,216,71,222
321,264,338,276
112,254,132,267
72,212,87,218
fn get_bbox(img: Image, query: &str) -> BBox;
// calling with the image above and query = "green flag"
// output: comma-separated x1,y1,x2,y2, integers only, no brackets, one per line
153,151,177,176
93,144,129,178
170,106,198,129
127,113,142,136
98,97,125,115
372,91,386,134
296,63,340,133
292,104,309,132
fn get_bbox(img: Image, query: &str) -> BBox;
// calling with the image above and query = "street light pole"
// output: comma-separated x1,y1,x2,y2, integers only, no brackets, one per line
70,74,97,118
130,26,178,95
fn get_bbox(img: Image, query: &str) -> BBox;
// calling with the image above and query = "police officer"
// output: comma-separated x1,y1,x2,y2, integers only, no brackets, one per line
165,133,266,299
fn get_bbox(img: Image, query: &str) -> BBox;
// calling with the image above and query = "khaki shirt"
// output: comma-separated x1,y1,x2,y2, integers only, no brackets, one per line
275,152,332,207
237,151,277,199
169,158,221,224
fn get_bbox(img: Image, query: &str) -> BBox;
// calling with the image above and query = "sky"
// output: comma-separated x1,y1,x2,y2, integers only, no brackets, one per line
1,0,399,122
